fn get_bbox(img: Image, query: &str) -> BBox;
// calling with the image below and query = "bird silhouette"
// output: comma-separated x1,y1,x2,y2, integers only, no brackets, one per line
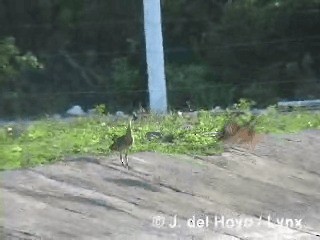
110,117,134,169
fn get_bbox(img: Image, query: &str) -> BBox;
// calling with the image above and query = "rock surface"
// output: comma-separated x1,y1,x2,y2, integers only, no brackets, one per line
1,130,320,239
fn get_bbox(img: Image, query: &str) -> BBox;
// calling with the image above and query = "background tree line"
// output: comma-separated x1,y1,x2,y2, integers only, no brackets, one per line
0,0,319,118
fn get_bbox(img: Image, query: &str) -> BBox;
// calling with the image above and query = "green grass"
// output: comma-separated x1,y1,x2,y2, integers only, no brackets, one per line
0,106,320,170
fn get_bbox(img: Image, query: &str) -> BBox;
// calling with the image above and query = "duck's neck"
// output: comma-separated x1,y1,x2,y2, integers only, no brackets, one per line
126,121,132,134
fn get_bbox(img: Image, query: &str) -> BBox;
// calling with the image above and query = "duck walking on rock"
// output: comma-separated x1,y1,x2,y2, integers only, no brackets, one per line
110,118,134,169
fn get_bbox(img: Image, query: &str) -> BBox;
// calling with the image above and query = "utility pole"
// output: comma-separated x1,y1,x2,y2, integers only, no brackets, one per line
143,0,168,113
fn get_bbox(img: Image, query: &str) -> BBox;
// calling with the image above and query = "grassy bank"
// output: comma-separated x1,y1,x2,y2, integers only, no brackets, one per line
0,106,319,170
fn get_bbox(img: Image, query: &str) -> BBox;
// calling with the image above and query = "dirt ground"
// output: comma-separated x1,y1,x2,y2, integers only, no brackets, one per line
1,130,320,240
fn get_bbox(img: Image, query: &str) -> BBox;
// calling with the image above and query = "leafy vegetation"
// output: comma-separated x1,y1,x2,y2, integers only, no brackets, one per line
1,101,319,170
0,37,42,83
0,37,43,117
1,0,320,117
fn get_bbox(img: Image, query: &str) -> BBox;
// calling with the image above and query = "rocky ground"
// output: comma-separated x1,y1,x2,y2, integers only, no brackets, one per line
1,130,320,240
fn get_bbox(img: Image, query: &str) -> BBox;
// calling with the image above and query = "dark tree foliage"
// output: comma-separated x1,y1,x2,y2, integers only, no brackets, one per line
0,0,319,118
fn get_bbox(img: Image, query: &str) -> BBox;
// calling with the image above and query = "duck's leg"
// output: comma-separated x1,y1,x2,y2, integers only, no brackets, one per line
120,151,125,166
124,150,129,169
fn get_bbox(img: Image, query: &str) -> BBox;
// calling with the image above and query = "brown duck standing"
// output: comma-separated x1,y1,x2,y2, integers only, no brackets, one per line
110,118,134,169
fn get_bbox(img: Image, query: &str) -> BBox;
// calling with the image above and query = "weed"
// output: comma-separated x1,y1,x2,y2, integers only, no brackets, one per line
0,103,319,170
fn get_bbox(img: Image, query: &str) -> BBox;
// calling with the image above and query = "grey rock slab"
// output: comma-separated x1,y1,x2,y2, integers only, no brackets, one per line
1,130,320,239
